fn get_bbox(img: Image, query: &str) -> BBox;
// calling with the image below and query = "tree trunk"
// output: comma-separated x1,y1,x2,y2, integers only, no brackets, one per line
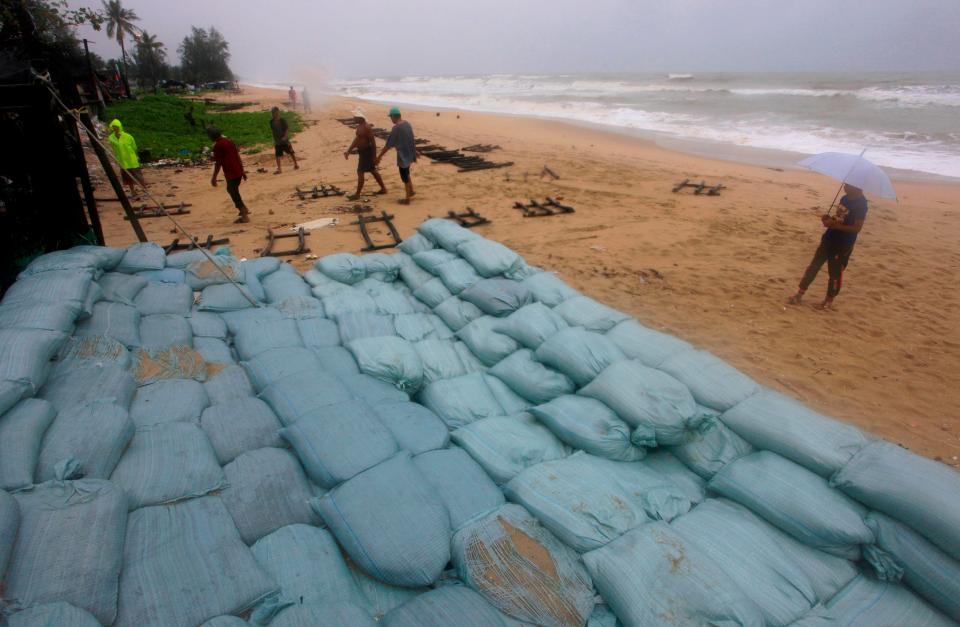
119,38,133,98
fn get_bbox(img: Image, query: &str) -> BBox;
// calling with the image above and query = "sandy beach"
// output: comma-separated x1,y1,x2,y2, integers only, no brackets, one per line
94,85,960,466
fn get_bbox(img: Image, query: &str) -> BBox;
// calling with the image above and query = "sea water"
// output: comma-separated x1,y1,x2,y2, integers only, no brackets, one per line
330,72,960,179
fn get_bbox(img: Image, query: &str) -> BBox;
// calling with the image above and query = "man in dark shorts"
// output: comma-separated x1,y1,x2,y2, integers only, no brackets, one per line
377,106,420,205
107,119,146,198
788,183,868,309
270,107,299,174
207,126,249,223
343,109,387,199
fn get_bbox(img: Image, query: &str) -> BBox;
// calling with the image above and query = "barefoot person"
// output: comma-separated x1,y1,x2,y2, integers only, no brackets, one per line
107,119,146,198
270,107,299,174
207,126,249,223
377,106,420,205
288,86,297,109
789,183,868,309
343,109,387,199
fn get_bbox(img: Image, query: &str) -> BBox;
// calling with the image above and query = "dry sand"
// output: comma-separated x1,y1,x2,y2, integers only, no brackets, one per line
94,85,960,466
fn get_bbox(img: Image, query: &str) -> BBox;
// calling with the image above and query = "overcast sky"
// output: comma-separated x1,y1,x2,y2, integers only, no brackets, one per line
74,0,960,82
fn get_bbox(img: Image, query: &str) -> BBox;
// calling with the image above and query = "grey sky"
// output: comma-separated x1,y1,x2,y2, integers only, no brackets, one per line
75,0,960,80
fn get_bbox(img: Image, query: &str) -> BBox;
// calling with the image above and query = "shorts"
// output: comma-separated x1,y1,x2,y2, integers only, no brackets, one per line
121,167,144,186
274,140,294,158
398,166,410,183
357,147,376,173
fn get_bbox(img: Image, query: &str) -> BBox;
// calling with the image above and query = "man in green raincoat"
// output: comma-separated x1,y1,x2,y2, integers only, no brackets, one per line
107,119,146,198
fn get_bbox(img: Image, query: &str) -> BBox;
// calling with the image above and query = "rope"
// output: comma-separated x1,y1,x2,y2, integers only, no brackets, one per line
33,69,260,307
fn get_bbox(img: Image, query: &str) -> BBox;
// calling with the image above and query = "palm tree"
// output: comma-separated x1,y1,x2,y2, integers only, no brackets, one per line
102,0,139,95
134,30,166,90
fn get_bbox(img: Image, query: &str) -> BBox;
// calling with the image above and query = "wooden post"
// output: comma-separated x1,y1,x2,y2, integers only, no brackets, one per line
79,112,146,242
68,117,105,245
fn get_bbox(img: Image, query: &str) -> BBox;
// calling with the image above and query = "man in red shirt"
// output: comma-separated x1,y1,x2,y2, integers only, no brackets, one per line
207,126,249,223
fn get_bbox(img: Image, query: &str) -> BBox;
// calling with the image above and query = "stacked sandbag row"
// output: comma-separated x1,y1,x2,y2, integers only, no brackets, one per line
395,219,960,626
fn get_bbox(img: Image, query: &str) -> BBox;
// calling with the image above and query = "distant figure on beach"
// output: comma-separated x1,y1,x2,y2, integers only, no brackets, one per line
301,87,311,113
288,86,297,108
270,106,299,174
207,126,249,223
788,183,868,309
377,106,420,205
107,119,146,198
344,109,387,199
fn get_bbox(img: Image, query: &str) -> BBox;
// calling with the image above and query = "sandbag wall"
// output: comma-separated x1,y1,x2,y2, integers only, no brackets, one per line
0,222,957,626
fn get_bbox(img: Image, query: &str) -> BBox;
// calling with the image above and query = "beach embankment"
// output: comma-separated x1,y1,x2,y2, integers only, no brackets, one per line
93,84,960,466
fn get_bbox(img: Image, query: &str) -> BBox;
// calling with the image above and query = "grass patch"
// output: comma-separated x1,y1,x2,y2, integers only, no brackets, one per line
104,94,301,161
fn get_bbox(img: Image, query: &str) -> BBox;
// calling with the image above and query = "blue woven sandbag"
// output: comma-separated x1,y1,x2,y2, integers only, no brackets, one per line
721,388,872,477
370,289,415,316
200,616,249,627
184,256,245,290
554,295,629,333
659,349,759,412
413,447,505,530
529,395,645,462
642,450,707,505
139,313,193,351
219,306,284,335
459,278,533,317
0,488,19,577
397,232,434,256
710,451,873,559
234,317,303,361
313,345,360,376
413,277,453,308
262,270,312,302
194,337,234,364
8,479,128,625
130,378,209,426
39,364,136,413
381,585,511,627
417,372,506,429
36,400,133,482
317,253,367,284
116,242,165,273
412,338,468,383
349,564,424,621
412,249,458,276
0,398,56,490
417,218,480,252
0,381,29,418
863,511,960,621
347,336,424,393
793,575,955,627
280,399,399,488
335,311,394,344
2,269,94,309
251,524,367,607
270,603,376,627
0,301,82,333
98,271,148,305
74,301,141,347
672,498,852,626
0,328,67,394
582,521,765,627
220,447,320,545
201,397,284,465
7,602,102,627
393,313,436,342
363,252,401,282
110,422,226,509
435,259,482,295
116,496,276,627
451,503,596,626
398,257,435,291
484,374,533,415
504,451,691,553
273,295,326,319
242,347,325,391
68,244,126,270
668,413,754,478
18,248,104,277
165,249,209,268
433,296,483,331
451,414,570,485
322,290,378,319
832,440,960,561
189,310,227,338
339,373,410,405
456,316,519,367
604,319,692,368
52,336,130,377
456,238,522,278
295,317,339,348
136,267,186,283
371,401,450,455
579,359,699,446
534,327,625,387
203,364,254,405
198,283,257,312
488,348,574,404
258,370,354,425
494,302,568,349
313,451,452,588
135,281,193,316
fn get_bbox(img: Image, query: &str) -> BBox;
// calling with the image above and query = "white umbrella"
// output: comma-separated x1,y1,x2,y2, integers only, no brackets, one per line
798,151,897,207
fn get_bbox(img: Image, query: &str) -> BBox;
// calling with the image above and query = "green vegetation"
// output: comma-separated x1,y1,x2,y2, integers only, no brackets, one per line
104,94,301,160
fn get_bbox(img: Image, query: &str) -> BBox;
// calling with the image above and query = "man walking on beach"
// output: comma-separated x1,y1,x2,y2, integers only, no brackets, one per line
344,109,387,199
107,119,146,199
377,107,420,205
270,107,299,174
288,86,297,109
207,126,250,223
788,183,868,309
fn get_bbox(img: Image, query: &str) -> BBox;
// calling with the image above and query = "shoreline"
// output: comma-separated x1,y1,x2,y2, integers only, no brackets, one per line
96,85,960,466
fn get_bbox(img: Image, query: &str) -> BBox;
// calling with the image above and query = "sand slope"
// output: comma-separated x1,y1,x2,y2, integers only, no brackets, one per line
94,86,960,466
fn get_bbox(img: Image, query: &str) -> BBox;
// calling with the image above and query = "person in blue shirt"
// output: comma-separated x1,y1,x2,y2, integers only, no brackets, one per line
788,183,868,309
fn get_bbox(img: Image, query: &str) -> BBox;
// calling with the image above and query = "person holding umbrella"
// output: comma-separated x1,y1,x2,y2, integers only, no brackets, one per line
788,151,895,309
